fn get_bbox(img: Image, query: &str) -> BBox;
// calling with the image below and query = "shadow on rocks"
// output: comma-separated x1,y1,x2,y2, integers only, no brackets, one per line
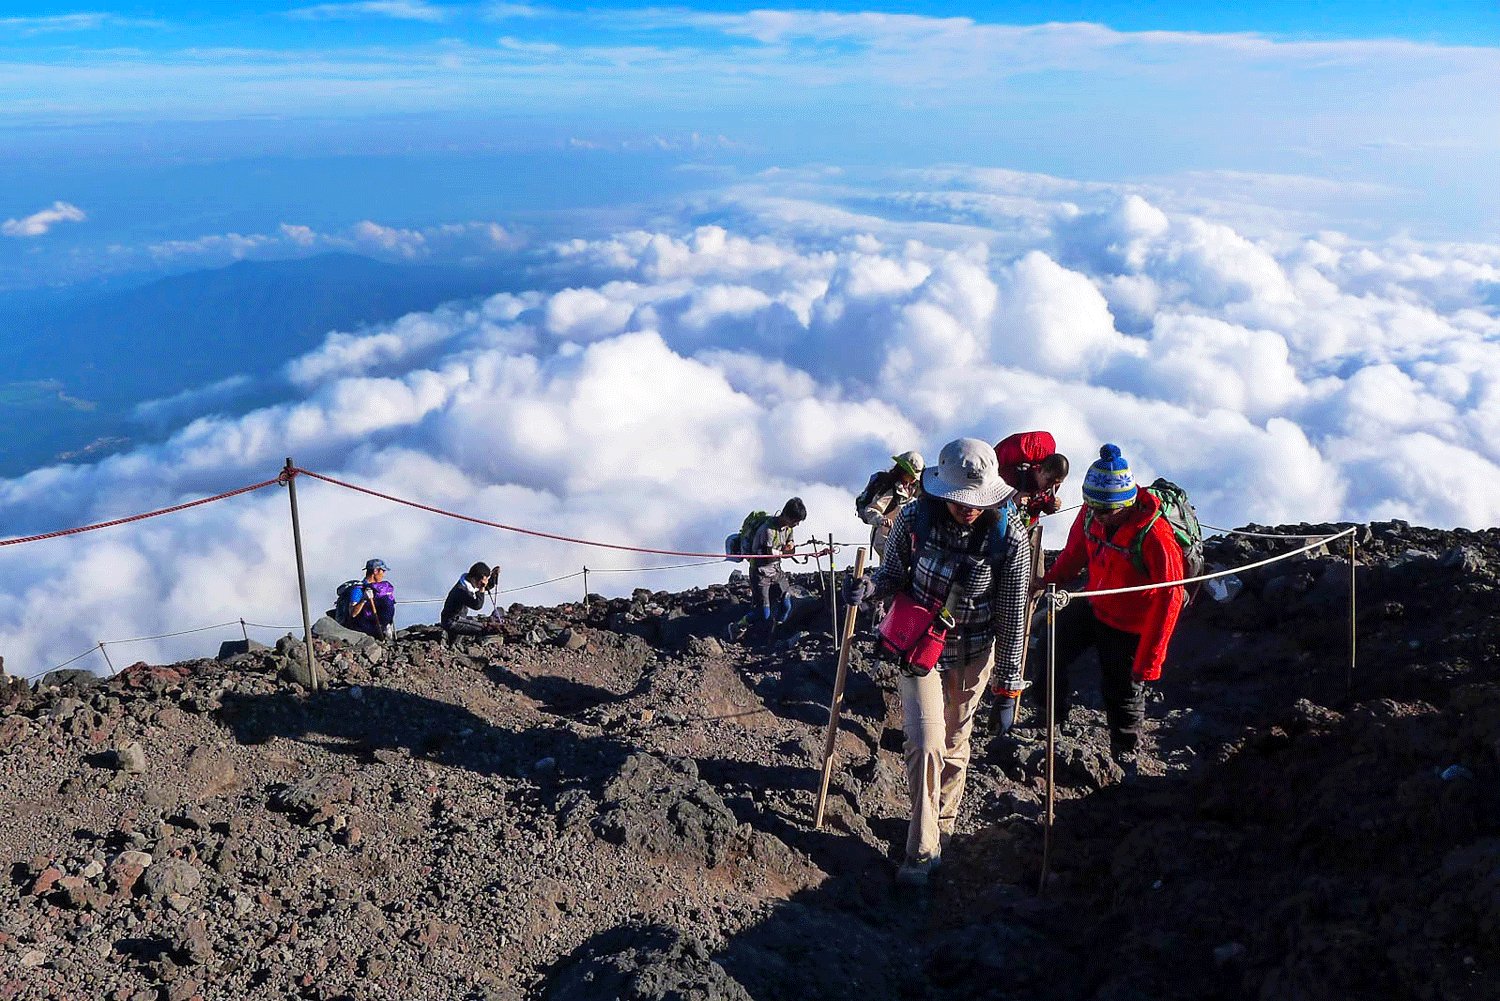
214,685,635,795
484,663,647,719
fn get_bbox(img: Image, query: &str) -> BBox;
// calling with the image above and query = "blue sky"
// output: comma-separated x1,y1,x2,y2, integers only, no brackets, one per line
1,1,1498,290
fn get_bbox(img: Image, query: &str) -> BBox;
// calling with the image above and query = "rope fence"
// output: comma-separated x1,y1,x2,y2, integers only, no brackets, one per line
0,478,283,548
2,458,1363,696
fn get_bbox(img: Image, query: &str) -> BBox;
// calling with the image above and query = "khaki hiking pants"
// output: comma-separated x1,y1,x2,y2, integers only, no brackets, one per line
898,645,994,864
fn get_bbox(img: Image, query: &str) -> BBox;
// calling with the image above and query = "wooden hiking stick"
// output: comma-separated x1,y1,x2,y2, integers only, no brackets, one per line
1038,583,1058,896
814,546,867,830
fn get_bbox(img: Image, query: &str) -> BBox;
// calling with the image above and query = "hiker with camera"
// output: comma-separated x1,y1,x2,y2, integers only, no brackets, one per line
1033,443,1187,766
728,497,807,644
441,561,504,641
845,438,1030,886
855,450,924,564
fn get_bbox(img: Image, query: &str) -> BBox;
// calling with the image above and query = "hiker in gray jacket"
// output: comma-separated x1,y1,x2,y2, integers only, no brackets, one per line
857,451,924,564
728,498,807,643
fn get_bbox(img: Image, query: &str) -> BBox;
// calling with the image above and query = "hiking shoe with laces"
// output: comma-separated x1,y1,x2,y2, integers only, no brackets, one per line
895,855,941,888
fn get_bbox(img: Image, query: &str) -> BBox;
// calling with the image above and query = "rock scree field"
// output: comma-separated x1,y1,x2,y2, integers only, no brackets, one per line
1,520,1498,1000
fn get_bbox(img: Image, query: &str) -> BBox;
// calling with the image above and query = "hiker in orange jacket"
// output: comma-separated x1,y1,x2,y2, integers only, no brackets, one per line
1034,443,1185,760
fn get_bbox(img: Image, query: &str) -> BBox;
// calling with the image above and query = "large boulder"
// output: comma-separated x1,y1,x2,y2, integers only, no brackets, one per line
545,924,750,1001
595,754,741,868
311,615,380,650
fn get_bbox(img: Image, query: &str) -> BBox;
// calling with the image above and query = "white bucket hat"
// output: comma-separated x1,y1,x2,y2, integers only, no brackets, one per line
922,437,1014,509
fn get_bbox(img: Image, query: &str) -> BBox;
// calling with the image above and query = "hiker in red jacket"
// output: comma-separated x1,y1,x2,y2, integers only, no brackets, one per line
994,431,1068,527
1034,443,1185,761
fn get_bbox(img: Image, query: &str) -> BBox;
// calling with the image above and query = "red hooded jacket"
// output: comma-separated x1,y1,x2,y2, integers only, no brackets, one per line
1040,488,1185,681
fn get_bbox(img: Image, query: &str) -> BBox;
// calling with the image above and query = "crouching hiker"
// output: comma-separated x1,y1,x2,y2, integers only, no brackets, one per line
728,498,807,644
846,438,1030,886
1034,444,1186,764
340,558,396,640
442,562,503,641
994,431,1069,528
856,451,924,564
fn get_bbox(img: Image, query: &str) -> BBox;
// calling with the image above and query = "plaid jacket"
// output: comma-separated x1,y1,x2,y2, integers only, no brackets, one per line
871,498,1032,684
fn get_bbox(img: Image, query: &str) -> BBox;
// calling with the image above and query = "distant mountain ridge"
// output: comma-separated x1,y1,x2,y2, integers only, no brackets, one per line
0,253,520,477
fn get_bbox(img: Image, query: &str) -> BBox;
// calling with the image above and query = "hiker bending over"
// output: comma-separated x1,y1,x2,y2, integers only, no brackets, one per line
856,451,924,564
729,498,807,643
347,558,396,640
1035,443,1185,763
442,562,503,640
847,438,1030,887
994,431,1069,528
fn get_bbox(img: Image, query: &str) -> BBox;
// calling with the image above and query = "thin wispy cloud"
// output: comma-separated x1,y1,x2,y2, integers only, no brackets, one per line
287,0,450,22
2,201,86,238
0,13,160,35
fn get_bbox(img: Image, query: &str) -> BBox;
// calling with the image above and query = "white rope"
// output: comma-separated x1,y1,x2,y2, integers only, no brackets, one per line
1061,526,1355,601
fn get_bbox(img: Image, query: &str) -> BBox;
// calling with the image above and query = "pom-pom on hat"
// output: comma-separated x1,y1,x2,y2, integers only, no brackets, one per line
1082,444,1137,510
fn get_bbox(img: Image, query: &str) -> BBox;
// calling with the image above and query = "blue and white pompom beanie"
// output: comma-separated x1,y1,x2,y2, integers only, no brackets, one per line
1082,443,1137,510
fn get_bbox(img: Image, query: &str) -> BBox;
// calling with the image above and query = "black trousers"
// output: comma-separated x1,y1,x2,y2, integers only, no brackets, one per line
1032,599,1146,753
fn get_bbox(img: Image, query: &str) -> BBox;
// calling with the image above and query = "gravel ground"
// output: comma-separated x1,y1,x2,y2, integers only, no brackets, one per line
1,520,1498,1000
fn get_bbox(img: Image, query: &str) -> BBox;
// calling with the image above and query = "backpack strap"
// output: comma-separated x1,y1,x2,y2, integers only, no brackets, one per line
1084,506,1164,576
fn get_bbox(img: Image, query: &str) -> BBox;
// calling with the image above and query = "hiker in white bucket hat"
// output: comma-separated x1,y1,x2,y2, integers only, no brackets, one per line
845,438,1031,886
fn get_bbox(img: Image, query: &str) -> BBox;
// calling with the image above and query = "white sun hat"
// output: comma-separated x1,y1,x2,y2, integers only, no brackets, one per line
921,437,1015,509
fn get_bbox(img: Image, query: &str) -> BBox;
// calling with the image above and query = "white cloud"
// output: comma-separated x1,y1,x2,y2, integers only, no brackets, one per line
4,167,1500,676
132,219,516,269
287,1,449,22
3,201,86,238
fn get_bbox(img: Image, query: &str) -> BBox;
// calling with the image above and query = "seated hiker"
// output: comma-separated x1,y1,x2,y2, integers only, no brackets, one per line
994,431,1069,527
845,438,1030,887
856,450,924,565
1034,444,1186,764
345,558,397,640
441,561,503,640
728,497,807,643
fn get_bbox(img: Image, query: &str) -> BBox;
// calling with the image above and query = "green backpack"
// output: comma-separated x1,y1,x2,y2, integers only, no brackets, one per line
724,510,771,562
1085,478,1205,580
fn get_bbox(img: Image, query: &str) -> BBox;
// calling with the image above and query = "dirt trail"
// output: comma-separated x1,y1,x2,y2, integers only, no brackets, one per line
1,520,1497,1000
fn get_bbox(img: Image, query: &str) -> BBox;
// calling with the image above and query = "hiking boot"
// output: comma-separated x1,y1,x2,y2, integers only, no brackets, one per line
1112,750,1140,783
724,620,748,644
895,854,941,887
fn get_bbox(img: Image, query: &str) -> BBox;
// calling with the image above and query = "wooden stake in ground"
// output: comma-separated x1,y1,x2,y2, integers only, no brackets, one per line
813,546,867,830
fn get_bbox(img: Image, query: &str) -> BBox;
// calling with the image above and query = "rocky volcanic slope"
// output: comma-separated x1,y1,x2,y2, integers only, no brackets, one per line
1,521,1498,1001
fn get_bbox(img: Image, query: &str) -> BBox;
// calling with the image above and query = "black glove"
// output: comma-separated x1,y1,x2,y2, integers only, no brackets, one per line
843,573,877,607
987,687,1022,736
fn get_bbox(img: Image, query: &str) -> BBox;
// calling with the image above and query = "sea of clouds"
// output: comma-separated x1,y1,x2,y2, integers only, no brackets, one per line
2,167,1498,675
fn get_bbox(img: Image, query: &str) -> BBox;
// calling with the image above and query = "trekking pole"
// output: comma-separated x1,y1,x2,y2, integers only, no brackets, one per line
814,546,867,830
1347,531,1357,696
1007,523,1045,726
1038,583,1057,896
